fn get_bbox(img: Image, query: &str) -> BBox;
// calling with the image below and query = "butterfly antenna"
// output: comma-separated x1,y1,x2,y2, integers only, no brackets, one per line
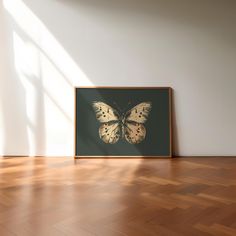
118,101,132,119
113,102,122,113
122,101,133,113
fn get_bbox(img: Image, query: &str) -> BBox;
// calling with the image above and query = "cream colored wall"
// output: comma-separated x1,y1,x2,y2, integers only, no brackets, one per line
0,0,236,156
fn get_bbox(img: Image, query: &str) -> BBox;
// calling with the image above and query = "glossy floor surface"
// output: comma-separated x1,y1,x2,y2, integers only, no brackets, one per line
0,157,236,236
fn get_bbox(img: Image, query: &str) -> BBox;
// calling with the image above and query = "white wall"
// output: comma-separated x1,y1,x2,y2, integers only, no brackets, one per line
0,0,236,156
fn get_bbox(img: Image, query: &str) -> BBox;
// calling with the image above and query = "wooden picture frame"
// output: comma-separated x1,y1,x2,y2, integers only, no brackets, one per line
74,87,172,158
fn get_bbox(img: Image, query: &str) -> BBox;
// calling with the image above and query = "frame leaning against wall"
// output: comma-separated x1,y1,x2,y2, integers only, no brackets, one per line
74,87,172,159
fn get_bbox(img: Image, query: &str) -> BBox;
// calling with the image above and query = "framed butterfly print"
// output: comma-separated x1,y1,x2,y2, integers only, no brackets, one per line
74,87,172,158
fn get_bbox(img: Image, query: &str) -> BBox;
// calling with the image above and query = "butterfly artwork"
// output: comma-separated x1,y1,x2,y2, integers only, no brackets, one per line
92,101,152,144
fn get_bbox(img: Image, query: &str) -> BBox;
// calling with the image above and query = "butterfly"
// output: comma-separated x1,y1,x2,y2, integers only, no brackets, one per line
92,101,152,144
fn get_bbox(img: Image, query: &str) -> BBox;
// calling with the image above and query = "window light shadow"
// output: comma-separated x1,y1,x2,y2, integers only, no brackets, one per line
2,0,144,157
2,0,93,156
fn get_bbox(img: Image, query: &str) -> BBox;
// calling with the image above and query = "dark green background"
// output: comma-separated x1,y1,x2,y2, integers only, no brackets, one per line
75,88,171,157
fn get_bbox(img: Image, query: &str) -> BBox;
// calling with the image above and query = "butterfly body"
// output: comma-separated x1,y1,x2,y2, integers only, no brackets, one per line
92,101,152,144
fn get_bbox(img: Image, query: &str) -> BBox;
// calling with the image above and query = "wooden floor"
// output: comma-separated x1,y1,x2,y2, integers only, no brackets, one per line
0,157,236,236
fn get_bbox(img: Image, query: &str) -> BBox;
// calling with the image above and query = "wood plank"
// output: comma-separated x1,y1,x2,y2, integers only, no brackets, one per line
0,157,236,235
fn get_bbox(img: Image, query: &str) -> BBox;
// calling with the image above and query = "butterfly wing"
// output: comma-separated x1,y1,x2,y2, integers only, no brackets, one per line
92,101,120,144
126,102,152,123
124,123,146,144
124,102,152,144
99,122,120,144
92,101,119,123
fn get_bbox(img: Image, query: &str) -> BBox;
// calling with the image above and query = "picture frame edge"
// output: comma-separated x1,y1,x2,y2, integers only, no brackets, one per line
74,86,173,159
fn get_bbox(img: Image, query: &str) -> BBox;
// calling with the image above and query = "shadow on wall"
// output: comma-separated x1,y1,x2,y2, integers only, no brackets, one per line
0,0,184,156
0,38,46,156
0,66,30,155
23,0,236,80
0,1,46,156
0,2,30,155
20,0,236,156
1,0,94,156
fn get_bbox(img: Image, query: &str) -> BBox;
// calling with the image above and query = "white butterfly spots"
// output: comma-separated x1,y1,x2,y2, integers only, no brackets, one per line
92,101,152,144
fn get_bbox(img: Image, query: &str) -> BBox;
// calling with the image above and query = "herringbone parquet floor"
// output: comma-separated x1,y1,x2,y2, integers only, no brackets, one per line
0,157,236,236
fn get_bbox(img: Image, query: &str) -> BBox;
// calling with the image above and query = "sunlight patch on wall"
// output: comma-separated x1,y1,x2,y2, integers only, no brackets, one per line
3,0,93,155
13,32,38,155
3,0,92,86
